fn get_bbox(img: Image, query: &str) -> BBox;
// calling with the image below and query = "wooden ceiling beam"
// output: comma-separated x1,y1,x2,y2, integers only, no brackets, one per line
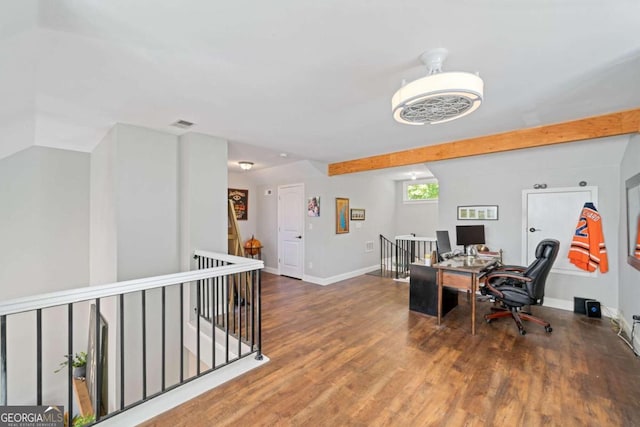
327,107,640,176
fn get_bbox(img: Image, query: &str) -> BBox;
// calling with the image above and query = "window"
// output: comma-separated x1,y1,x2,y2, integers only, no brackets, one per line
403,178,439,203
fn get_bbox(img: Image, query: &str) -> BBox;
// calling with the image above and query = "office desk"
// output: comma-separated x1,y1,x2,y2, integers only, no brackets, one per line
409,263,458,316
433,256,499,335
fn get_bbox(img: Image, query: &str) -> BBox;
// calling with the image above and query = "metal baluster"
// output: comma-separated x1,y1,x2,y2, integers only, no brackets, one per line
0,315,5,405
196,280,201,376
225,275,229,364
141,292,147,399
250,270,255,351
161,287,166,391
36,309,42,405
255,269,263,361
119,294,125,409
67,306,73,416
211,269,216,370
95,299,102,421
179,283,184,383
238,274,242,358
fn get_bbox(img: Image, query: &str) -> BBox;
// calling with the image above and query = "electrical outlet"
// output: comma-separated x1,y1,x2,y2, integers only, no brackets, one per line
308,261,313,269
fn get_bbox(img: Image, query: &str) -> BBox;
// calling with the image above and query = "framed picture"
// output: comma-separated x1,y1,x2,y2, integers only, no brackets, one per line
335,197,349,233
307,196,320,217
228,188,248,220
457,205,499,220
350,208,365,221
87,304,108,416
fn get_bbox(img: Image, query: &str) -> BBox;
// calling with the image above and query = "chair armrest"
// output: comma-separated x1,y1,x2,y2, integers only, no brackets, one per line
498,265,526,272
484,271,532,282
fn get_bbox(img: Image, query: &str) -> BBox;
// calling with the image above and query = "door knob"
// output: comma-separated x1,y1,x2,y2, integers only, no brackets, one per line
296,235,302,239
529,227,540,232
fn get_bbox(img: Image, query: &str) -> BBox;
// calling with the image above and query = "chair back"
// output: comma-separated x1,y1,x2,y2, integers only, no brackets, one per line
523,239,560,302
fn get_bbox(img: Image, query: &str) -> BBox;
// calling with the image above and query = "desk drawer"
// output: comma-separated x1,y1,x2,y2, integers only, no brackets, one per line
441,271,477,290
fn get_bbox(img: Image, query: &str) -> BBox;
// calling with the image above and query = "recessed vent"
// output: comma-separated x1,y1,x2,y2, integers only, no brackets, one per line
365,241,374,253
171,119,195,129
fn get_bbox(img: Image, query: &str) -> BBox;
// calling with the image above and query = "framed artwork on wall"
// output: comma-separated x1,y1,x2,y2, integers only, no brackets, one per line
350,208,365,220
336,198,349,233
457,205,499,221
626,171,640,270
308,196,320,217
228,188,248,220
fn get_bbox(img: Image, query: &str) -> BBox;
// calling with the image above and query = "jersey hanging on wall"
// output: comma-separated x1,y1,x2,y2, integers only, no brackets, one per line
568,202,608,273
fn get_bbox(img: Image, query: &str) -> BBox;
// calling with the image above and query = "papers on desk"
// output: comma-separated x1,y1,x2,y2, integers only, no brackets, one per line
477,251,500,260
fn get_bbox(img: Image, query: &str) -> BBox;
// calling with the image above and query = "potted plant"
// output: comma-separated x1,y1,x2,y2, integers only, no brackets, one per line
71,413,95,427
54,352,87,378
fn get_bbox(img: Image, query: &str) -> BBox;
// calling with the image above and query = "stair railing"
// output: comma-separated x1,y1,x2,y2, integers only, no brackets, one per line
0,251,262,424
379,234,437,279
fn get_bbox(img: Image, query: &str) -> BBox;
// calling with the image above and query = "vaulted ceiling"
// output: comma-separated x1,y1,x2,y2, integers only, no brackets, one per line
2,1,640,172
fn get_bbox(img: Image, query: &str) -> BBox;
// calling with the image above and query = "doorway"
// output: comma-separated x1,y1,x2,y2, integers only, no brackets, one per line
522,186,598,276
277,184,304,279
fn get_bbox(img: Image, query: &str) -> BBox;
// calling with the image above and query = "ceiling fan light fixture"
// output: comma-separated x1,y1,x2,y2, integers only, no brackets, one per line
239,161,254,170
391,49,484,125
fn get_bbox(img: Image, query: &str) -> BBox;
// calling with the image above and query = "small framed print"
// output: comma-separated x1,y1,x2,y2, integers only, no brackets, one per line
350,208,365,221
457,205,499,221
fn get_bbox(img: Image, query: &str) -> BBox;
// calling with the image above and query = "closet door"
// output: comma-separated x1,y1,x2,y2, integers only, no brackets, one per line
522,186,598,276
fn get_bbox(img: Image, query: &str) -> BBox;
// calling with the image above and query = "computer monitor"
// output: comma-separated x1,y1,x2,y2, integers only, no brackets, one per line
456,225,485,254
436,230,452,261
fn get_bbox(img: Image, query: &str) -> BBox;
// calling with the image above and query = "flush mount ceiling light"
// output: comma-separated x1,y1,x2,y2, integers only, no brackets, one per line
391,48,483,125
238,161,254,170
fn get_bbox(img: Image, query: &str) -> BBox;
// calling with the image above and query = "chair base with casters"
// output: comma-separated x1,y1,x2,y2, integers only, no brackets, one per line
484,306,552,335
480,238,560,336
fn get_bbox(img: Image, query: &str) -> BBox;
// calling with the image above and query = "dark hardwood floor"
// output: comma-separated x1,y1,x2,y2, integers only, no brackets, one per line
143,272,640,426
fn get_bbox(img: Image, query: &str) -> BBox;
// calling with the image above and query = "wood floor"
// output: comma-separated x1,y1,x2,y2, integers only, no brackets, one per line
142,273,640,426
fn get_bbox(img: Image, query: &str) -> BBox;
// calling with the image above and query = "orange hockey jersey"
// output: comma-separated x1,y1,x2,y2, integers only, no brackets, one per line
568,202,608,273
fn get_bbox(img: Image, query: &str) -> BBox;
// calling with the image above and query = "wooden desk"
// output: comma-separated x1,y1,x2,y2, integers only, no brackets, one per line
409,263,458,316
434,256,499,335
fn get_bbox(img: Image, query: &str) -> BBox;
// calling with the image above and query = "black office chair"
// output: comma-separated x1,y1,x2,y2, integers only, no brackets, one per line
480,239,560,335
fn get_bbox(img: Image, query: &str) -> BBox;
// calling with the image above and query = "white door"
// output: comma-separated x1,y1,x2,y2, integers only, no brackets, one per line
278,184,304,279
522,187,598,275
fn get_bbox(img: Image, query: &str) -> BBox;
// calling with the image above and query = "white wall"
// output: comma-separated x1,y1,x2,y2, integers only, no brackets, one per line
251,161,395,282
394,180,439,237
428,135,628,311
115,124,179,280
90,127,117,286
0,146,89,405
619,133,640,337
0,146,90,299
179,132,228,269
0,4,37,160
89,126,119,411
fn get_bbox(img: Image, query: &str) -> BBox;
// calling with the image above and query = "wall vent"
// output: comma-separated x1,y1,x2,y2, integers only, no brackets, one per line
365,241,374,253
171,119,195,129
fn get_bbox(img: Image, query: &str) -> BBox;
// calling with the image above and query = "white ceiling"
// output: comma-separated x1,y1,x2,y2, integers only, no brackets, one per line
2,1,640,172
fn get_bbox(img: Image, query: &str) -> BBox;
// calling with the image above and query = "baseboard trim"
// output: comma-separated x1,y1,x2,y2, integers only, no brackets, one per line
542,297,573,312
543,297,618,319
303,265,380,286
262,266,279,275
